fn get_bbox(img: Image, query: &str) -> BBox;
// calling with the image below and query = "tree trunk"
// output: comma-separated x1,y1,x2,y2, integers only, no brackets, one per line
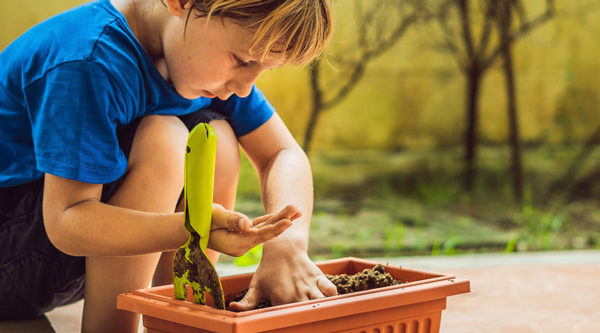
464,69,481,192
548,124,600,201
303,62,323,154
500,3,524,203
566,166,600,202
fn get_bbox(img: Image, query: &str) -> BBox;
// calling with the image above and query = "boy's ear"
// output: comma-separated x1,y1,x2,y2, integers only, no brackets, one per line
164,0,193,17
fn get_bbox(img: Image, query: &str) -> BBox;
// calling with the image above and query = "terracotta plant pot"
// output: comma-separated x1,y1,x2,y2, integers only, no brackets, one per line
117,257,470,333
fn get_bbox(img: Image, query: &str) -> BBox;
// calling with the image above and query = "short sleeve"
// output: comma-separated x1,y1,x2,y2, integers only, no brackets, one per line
210,85,274,137
24,61,129,184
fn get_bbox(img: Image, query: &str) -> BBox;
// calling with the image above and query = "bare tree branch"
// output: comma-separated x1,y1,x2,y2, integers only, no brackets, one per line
303,0,434,151
354,0,368,50
550,125,600,197
478,0,495,61
436,2,466,72
322,3,423,110
482,0,555,71
515,0,527,26
457,0,478,66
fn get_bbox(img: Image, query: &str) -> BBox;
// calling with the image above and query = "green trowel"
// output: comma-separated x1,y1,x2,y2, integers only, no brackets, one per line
173,123,225,309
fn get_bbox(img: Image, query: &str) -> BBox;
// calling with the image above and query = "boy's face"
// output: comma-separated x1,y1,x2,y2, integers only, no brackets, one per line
162,16,285,100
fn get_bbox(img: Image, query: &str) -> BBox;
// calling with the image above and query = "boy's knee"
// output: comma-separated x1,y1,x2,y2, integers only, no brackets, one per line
209,119,240,209
128,115,188,184
210,119,240,175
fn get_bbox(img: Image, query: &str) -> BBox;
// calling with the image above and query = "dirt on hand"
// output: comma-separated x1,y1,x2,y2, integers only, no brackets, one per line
226,264,403,310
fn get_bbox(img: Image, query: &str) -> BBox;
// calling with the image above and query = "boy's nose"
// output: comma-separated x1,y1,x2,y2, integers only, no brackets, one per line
227,68,261,98
230,82,253,98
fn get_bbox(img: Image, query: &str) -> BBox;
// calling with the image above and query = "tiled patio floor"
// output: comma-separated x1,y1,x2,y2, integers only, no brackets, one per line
377,251,600,332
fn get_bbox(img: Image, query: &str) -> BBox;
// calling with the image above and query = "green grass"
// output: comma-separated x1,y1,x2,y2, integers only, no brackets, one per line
225,146,600,262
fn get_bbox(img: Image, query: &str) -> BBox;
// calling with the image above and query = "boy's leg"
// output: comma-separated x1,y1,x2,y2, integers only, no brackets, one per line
152,117,241,286
82,115,188,332
206,119,241,262
211,118,241,211
0,178,86,320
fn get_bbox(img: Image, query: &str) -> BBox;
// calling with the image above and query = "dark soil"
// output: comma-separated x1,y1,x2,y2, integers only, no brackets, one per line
226,264,403,310
326,264,402,294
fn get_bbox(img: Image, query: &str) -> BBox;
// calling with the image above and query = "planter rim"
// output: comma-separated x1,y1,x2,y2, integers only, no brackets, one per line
117,257,471,332
132,257,459,318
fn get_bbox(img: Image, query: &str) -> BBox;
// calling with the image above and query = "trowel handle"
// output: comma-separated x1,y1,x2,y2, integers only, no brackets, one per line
184,123,217,251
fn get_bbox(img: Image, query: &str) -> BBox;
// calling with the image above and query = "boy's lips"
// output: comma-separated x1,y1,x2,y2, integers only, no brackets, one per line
202,90,216,98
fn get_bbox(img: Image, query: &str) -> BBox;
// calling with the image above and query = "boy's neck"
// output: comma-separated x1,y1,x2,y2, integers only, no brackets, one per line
110,0,170,81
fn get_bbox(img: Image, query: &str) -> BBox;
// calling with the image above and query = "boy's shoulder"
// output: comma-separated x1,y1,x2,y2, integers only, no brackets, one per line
2,0,142,87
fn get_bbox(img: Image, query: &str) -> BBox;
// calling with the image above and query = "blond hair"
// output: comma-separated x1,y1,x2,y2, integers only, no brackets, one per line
186,0,334,66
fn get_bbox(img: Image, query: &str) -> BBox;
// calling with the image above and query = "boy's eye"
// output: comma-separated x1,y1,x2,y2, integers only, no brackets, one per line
233,54,250,67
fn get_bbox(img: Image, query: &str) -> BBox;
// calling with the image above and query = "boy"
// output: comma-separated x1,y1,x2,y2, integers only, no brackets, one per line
0,0,337,331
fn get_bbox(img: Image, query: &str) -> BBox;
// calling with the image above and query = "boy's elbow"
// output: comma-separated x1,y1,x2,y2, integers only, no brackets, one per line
42,206,79,256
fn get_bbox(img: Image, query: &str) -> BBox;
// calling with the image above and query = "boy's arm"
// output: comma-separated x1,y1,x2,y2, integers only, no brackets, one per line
43,174,293,257
231,113,337,310
43,174,189,256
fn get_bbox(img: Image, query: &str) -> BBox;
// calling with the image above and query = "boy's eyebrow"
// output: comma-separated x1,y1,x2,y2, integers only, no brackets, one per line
243,40,287,58
238,48,284,67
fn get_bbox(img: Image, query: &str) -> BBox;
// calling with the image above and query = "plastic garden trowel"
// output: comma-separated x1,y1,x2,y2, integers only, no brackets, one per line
173,123,225,309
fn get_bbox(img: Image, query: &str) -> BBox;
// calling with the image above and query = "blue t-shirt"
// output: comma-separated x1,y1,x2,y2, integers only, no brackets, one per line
0,0,274,188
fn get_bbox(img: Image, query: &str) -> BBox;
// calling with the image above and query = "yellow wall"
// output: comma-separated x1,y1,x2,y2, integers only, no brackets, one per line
2,0,599,150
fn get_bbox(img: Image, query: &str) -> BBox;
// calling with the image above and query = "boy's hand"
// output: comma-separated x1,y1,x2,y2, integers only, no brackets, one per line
207,204,301,257
228,250,338,311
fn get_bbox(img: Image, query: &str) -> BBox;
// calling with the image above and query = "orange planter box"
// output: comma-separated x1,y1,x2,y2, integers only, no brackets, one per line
117,257,470,333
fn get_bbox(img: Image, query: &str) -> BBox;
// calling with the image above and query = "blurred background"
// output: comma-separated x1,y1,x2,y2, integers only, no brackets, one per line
3,0,599,261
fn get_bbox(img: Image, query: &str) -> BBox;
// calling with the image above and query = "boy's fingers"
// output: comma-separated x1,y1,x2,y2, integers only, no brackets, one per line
287,205,302,221
211,206,251,232
317,275,338,297
208,218,292,255
278,204,301,220
228,288,263,312
226,213,251,232
251,209,286,228
251,213,274,226
254,219,292,244
253,205,301,228
237,205,299,231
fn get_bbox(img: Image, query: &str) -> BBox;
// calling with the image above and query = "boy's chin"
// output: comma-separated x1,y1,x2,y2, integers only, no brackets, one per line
178,92,203,100
173,86,205,100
